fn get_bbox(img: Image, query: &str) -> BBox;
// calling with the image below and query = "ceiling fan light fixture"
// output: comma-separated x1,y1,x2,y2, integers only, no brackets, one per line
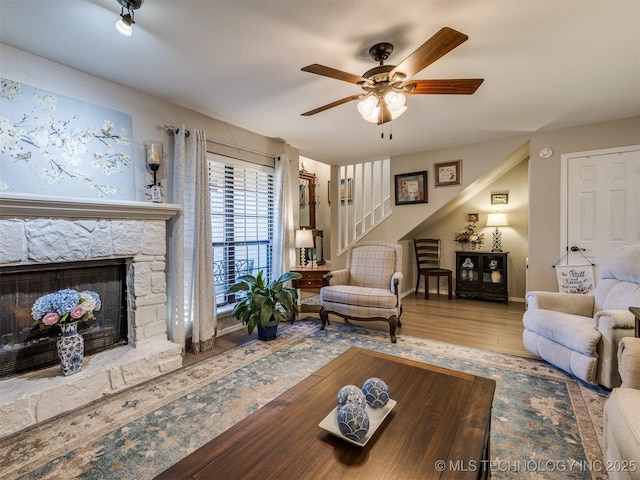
384,91,405,109
383,91,407,120
362,107,380,123
301,27,482,126
357,95,379,122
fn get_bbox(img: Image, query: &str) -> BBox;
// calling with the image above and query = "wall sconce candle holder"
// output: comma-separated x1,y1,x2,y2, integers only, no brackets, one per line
145,141,163,203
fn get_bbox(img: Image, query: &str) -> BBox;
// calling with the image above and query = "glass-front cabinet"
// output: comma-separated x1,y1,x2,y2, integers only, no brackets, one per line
455,251,508,303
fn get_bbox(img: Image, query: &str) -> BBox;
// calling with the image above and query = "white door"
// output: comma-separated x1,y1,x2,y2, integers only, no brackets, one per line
562,145,640,277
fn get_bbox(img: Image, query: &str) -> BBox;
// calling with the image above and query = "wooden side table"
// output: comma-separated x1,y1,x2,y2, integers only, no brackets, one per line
291,266,330,289
291,267,330,316
630,307,640,338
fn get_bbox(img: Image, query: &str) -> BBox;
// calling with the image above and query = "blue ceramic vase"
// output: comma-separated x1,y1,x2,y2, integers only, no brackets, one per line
57,321,84,376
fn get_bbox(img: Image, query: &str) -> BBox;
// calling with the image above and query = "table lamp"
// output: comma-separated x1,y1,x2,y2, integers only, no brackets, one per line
486,212,509,252
295,229,314,267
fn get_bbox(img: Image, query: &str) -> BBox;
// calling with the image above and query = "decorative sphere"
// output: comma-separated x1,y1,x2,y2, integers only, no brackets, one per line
362,377,391,408
337,384,367,409
337,403,370,441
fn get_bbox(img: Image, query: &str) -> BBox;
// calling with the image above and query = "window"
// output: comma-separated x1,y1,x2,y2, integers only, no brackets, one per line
208,154,274,307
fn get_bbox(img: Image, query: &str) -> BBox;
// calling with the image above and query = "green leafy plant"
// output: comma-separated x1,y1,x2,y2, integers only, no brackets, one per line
227,270,302,335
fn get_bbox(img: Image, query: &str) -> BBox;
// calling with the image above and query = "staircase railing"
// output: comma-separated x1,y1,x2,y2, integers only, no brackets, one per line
337,159,392,255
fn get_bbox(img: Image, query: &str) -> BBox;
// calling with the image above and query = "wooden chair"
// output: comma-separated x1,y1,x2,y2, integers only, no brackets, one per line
413,239,453,300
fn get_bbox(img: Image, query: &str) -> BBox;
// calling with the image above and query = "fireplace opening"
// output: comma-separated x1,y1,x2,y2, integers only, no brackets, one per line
0,259,128,378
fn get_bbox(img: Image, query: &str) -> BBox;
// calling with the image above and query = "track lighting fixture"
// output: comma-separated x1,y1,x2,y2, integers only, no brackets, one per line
115,0,142,37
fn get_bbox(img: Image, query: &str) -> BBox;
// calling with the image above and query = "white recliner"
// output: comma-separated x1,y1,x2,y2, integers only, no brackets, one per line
604,337,640,480
523,244,640,388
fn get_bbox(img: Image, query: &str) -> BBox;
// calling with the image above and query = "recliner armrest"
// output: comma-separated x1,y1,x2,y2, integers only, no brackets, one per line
618,337,640,389
595,310,635,330
526,291,594,316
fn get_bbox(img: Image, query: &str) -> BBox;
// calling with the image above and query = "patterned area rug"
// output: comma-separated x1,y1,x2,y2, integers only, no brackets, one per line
1,320,609,480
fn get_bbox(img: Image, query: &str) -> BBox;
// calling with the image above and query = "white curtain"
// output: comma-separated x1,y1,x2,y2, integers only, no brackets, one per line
167,126,216,354
272,154,296,278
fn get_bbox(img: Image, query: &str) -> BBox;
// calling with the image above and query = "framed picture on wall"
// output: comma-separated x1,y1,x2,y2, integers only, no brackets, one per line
491,193,509,205
328,179,352,203
434,160,462,187
394,171,427,205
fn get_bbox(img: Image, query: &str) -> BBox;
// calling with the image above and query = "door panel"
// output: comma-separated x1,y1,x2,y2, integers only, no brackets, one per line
565,146,640,276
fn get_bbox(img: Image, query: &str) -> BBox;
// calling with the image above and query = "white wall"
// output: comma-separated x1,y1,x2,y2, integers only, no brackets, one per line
0,43,298,203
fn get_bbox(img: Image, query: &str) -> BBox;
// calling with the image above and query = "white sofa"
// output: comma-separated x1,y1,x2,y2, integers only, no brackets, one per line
523,244,640,388
604,336,640,480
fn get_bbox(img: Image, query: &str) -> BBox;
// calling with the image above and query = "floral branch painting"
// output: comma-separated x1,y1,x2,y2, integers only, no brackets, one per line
0,78,135,199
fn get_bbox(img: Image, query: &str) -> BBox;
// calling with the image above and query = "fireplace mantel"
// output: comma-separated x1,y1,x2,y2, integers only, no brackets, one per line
0,193,181,220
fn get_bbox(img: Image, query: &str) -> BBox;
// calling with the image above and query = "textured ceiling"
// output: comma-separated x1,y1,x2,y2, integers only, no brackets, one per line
1,0,638,165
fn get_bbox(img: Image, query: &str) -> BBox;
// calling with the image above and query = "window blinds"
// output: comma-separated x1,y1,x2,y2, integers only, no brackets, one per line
208,155,275,306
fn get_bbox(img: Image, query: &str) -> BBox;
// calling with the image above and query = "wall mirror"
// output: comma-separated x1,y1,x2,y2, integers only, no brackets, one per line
299,170,316,229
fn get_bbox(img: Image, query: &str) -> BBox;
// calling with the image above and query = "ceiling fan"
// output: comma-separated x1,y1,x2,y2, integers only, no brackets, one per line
300,27,484,125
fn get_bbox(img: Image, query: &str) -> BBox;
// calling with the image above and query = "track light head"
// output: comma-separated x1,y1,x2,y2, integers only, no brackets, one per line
115,0,142,37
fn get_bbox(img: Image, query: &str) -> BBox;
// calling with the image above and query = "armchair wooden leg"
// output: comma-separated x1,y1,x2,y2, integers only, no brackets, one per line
319,306,330,330
389,315,398,343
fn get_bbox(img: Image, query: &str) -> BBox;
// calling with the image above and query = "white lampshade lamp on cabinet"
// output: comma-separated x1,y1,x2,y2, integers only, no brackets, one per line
486,213,509,252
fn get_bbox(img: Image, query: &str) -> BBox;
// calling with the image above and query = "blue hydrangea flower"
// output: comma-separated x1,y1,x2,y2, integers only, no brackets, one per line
51,289,81,316
31,293,55,320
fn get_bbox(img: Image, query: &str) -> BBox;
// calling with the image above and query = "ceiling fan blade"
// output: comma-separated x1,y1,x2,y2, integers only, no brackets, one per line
301,94,365,116
389,27,469,80
301,64,368,85
404,78,484,95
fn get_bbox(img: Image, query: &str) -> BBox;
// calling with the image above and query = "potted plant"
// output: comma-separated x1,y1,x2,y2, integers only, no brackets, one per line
227,270,302,340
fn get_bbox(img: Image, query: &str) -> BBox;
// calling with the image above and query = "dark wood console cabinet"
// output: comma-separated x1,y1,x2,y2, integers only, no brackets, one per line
455,251,509,303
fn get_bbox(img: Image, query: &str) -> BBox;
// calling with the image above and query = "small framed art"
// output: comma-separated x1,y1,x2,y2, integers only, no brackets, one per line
395,171,427,205
491,193,509,205
328,179,352,203
434,160,462,187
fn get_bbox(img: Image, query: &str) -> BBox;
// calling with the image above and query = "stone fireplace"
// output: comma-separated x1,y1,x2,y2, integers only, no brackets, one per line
0,194,183,439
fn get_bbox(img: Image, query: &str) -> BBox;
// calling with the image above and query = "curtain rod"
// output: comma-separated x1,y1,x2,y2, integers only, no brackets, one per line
163,125,278,160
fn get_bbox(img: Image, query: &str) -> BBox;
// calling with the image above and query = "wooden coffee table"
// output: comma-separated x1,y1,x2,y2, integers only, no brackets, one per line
156,347,495,480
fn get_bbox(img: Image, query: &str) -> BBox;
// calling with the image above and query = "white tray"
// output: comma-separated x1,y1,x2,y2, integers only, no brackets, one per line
318,399,396,447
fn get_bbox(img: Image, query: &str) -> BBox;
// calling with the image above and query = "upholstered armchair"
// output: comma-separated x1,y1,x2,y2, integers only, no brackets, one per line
523,244,640,388
319,241,403,343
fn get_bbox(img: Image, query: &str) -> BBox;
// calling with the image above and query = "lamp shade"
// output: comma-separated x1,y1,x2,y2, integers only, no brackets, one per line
486,213,509,227
295,229,314,248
